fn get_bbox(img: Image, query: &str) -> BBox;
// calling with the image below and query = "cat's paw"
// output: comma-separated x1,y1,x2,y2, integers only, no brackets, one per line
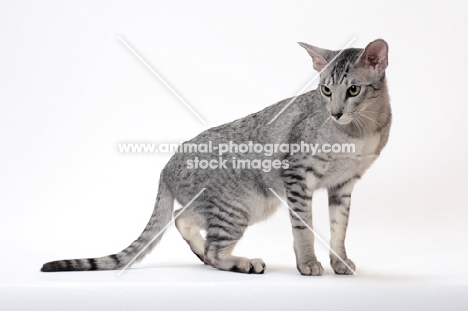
230,258,266,274
297,260,323,276
331,259,356,275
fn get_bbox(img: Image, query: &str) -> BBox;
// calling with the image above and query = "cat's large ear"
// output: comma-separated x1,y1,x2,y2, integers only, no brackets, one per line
298,42,331,71
356,39,389,74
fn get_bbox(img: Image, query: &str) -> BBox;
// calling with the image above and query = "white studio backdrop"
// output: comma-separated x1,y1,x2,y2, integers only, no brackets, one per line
1,1,467,310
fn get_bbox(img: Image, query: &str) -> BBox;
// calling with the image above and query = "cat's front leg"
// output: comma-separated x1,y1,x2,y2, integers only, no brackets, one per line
284,167,323,276
327,177,359,275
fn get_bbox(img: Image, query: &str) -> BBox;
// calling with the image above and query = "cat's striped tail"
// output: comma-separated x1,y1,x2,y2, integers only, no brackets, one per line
41,179,174,272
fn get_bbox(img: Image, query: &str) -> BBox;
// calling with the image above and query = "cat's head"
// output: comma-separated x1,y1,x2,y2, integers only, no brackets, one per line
299,39,389,125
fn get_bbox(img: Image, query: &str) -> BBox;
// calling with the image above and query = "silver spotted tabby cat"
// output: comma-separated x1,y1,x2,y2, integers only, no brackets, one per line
42,39,391,275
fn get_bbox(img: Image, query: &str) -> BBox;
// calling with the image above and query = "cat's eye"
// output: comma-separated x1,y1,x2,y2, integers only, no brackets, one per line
348,85,361,97
321,85,332,97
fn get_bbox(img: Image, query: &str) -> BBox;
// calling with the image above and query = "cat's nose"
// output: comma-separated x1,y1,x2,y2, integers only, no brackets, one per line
331,112,343,120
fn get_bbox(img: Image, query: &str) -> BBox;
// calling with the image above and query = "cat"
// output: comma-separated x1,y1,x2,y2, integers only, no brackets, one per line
42,39,391,275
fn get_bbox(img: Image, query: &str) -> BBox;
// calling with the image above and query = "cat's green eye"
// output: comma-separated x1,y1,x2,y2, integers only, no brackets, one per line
321,85,332,97
348,85,361,97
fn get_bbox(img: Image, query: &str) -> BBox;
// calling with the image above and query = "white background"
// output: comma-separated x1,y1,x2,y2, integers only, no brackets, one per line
1,0,467,310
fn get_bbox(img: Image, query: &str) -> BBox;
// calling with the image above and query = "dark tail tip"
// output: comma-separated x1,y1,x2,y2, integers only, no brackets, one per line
41,261,62,272
41,255,121,272
41,259,78,272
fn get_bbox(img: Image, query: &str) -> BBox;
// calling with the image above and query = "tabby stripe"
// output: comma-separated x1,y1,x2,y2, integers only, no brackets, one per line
333,175,361,190
65,260,73,270
290,190,311,201
209,205,249,222
222,204,250,220
122,246,134,255
288,197,309,207
331,64,337,84
292,207,308,213
208,228,240,240
206,202,247,220
290,217,309,227
289,213,300,221
88,258,98,270
110,254,120,266
209,223,243,234
282,173,305,181
206,198,249,220
292,225,308,230
329,194,343,206
306,167,324,178
313,155,329,162
207,211,247,228
286,182,308,193
123,241,141,255
205,234,238,242
287,196,298,203
288,164,305,170
338,63,350,84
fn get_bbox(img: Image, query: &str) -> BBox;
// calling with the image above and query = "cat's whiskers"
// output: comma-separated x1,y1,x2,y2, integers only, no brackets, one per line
349,111,362,136
318,116,331,131
355,115,371,137
357,112,383,130
356,116,370,136
351,119,362,137
353,116,365,137
359,110,391,118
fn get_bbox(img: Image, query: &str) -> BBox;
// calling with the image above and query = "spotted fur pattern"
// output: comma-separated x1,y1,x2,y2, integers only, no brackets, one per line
42,39,391,275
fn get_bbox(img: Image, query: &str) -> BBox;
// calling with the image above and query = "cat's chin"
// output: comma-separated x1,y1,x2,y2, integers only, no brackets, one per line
331,118,353,125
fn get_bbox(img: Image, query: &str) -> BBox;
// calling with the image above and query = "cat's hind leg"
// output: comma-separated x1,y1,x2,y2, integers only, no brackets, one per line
203,204,266,274
174,210,206,263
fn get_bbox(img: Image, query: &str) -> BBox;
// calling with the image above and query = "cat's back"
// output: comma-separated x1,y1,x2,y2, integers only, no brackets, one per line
182,90,318,145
